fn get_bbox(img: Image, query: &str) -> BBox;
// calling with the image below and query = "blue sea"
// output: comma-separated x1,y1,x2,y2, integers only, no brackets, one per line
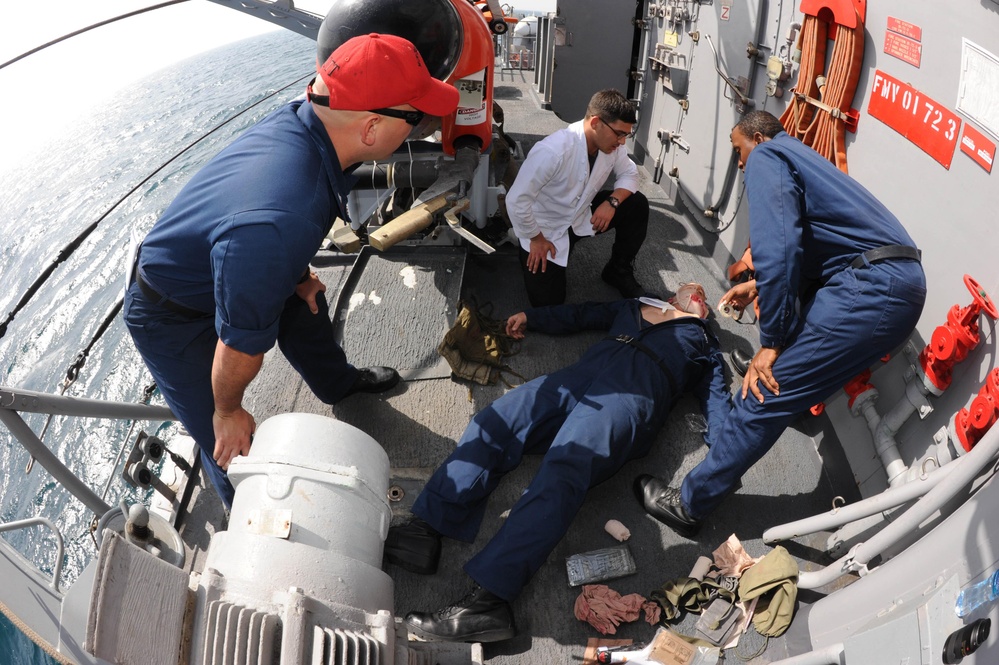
0,29,314,663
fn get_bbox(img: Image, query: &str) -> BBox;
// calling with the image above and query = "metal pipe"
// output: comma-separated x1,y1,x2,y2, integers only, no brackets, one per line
798,420,999,589
0,409,112,516
877,379,933,486
770,643,845,665
0,517,65,592
703,34,750,105
763,461,958,543
0,387,174,420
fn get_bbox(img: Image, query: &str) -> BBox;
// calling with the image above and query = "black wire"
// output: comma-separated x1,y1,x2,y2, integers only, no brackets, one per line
0,70,314,342
0,1,190,71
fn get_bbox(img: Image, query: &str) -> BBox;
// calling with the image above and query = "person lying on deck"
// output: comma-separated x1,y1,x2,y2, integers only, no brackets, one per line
383,287,731,643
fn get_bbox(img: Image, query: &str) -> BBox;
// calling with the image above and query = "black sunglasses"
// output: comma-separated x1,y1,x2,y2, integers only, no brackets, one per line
306,79,425,127
368,107,426,126
598,116,635,139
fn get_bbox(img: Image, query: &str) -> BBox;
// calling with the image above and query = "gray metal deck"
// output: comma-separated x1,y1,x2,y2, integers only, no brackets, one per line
233,70,860,663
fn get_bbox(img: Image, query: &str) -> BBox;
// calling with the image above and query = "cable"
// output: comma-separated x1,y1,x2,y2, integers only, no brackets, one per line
0,70,314,341
0,1,189,72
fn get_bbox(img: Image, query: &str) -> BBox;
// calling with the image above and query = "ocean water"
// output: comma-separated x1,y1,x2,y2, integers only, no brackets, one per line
0,29,314,662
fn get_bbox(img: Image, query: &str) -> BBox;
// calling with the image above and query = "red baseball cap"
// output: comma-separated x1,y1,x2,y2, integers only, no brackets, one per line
317,33,459,117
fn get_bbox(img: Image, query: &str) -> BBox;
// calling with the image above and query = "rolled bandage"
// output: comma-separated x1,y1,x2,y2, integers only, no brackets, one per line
717,300,743,321
604,519,631,542
688,555,712,580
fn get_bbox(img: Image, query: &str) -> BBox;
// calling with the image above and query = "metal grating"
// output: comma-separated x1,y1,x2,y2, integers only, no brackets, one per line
203,600,280,665
310,625,381,665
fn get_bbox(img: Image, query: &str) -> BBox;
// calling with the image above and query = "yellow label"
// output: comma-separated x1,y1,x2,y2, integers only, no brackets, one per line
663,31,679,49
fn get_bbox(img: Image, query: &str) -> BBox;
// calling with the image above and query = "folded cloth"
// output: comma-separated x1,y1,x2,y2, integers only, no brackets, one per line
737,546,799,637
574,584,651,635
712,533,759,578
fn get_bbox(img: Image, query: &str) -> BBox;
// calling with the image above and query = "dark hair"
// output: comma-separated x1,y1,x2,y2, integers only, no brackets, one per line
586,89,637,124
733,111,785,139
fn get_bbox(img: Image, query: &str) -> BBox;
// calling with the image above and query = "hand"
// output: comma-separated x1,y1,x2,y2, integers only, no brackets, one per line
506,312,528,339
295,271,327,314
526,234,556,273
741,346,781,403
718,279,758,315
212,406,256,471
590,201,615,233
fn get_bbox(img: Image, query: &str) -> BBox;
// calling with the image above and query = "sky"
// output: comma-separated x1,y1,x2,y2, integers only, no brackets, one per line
0,0,556,171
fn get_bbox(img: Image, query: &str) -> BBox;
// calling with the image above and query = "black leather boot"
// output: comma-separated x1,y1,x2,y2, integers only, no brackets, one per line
730,349,753,377
405,584,517,643
633,474,701,538
344,366,400,397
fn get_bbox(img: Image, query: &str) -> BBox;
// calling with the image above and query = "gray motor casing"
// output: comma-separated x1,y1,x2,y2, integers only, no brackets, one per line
192,413,394,663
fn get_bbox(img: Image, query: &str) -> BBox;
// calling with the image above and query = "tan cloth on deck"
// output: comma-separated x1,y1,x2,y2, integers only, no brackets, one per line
737,546,799,637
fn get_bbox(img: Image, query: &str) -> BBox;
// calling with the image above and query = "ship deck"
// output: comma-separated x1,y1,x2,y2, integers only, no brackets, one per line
184,69,862,664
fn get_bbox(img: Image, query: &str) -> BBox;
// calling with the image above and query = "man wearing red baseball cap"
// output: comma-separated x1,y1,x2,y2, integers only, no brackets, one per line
124,33,459,508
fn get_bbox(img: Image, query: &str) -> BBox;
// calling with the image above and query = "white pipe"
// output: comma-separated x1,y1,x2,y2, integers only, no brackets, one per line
877,379,931,486
798,420,999,589
762,460,957,543
770,642,845,665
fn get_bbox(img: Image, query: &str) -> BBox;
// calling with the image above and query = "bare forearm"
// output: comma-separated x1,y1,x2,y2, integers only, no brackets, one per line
212,340,264,414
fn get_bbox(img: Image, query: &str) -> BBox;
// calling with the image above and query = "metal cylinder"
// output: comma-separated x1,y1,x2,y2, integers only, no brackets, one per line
194,414,395,662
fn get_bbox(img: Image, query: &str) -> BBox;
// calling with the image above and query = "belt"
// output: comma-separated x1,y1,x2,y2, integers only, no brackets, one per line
136,272,211,319
607,333,678,395
850,244,921,270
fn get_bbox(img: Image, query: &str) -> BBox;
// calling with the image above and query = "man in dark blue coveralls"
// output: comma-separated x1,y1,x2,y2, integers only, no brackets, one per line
123,34,459,507
636,110,927,537
383,295,731,642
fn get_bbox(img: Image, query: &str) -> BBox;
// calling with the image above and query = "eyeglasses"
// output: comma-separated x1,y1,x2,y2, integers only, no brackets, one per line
306,78,425,126
598,116,635,140
368,107,426,126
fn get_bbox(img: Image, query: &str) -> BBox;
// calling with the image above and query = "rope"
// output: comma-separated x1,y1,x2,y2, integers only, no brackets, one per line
779,10,864,173
0,600,77,665
0,71,313,342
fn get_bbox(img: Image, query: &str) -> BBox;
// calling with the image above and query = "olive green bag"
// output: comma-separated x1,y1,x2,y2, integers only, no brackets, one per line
437,300,523,386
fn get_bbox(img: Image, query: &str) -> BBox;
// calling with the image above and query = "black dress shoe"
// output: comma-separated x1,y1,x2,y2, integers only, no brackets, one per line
633,474,701,538
384,518,441,575
601,261,646,299
405,584,517,643
730,348,753,377
345,366,400,397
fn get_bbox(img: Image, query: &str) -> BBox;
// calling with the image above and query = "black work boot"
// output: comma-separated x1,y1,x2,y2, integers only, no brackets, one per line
730,349,753,377
384,518,441,575
601,260,646,299
344,366,400,397
633,474,701,538
405,584,517,643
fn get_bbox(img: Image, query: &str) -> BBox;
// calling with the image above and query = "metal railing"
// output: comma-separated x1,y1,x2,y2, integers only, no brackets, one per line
496,31,536,71
0,517,65,592
0,387,175,516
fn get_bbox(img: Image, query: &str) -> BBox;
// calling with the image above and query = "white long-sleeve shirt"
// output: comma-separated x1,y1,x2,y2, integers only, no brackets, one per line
506,120,640,267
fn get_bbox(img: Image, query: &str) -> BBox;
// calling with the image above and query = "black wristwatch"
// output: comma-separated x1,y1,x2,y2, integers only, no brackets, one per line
606,196,620,209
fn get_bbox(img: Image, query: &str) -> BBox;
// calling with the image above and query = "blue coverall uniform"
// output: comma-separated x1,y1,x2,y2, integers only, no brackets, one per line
123,100,359,506
681,131,927,519
412,299,731,601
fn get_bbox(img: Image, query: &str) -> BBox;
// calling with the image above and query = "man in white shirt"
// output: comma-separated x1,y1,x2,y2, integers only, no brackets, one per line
506,89,652,306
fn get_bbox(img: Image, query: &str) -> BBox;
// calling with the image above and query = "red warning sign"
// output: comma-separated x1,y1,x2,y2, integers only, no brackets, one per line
886,17,921,41
867,70,961,169
960,124,996,173
884,32,921,67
